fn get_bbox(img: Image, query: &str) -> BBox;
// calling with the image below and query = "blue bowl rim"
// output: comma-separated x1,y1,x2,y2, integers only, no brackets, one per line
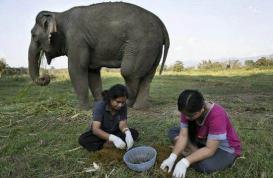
123,146,157,166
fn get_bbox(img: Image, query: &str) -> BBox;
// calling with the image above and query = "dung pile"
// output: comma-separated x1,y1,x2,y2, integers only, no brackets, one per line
87,144,172,167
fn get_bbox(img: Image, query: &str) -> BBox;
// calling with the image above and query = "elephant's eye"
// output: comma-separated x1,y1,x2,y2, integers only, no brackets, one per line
32,34,38,41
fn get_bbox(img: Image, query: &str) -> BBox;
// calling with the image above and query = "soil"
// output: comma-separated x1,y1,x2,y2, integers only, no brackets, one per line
87,144,172,167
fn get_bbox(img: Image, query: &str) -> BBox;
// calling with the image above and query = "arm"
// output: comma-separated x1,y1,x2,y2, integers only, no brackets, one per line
119,105,128,133
172,139,219,178
185,112,226,164
91,101,110,140
172,127,189,155
119,119,129,133
119,119,134,150
92,121,110,140
186,139,220,165
92,120,126,149
160,127,189,173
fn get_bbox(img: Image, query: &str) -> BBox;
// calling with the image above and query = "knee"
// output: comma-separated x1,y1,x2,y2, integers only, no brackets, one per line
120,67,132,78
78,134,85,146
168,127,180,141
129,128,139,140
193,161,217,173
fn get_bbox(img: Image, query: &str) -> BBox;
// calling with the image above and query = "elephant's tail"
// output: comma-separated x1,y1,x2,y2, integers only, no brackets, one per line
159,21,170,75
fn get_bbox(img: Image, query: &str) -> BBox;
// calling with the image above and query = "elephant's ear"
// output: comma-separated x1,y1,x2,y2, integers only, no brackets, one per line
40,12,57,44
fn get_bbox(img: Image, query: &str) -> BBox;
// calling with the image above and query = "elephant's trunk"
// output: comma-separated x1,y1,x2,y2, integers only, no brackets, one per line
28,41,50,86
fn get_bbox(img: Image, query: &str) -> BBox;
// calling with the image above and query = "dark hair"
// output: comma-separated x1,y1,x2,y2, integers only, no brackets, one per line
177,89,205,143
177,89,204,113
102,84,128,105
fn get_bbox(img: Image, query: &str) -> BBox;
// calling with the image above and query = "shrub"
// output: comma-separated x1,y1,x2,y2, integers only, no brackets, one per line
168,60,184,72
0,58,7,77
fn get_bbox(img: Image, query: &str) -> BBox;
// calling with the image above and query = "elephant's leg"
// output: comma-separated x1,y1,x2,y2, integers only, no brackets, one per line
133,48,163,109
88,69,103,101
133,69,156,109
68,48,90,110
123,77,140,107
120,52,140,107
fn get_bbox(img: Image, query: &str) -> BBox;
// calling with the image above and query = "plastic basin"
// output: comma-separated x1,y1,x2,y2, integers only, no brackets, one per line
123,146,157,172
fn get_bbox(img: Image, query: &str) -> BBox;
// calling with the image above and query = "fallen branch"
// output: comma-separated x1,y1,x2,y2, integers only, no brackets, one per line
71,113,80,119
65,146,82,153
105,168,115,178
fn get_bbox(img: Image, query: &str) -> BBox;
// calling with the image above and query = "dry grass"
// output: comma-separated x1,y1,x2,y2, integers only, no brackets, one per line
0,67,273,177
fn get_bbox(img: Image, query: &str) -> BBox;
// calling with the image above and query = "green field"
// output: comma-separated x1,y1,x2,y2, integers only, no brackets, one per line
1,68,273,178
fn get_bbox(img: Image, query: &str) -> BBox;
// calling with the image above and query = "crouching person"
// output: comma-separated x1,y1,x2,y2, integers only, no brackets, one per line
79,84,139,151
161,89,241,178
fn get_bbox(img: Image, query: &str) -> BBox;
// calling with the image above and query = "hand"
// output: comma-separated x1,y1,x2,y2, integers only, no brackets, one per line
172,158,190,178
125,130,134,150
108,134,126,149
160,153,177,173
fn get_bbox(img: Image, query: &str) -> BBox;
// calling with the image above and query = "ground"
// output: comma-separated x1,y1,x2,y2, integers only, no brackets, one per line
0,68,273,178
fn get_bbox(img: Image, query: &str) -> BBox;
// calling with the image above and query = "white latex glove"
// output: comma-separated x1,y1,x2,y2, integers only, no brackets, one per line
172,158,190,178
108,134,126,149
160,153,177,173
125,130,134,150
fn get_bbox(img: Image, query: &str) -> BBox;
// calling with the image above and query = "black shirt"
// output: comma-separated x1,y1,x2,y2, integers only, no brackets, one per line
90,100,127,133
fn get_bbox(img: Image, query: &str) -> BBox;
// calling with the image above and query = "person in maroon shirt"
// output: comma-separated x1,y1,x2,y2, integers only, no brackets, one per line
161,89,241,178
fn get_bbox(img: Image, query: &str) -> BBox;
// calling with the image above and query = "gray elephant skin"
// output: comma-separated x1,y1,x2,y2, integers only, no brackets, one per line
28,2,169,109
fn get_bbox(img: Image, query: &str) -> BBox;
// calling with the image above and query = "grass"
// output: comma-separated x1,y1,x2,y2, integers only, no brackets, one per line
0,68,273,178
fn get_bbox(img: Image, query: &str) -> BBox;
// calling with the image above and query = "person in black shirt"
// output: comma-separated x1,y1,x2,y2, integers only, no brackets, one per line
79,84,139,151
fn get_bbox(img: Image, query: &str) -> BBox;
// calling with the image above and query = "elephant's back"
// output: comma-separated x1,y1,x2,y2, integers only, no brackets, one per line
68,2,165,37
85,2,158,18
63,2,167,68
68,2,158,18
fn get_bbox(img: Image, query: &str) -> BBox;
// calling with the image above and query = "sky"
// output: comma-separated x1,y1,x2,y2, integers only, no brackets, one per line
0,0,273,68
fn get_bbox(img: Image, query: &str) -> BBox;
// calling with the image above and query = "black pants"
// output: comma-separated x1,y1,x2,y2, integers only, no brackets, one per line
79,128,139,151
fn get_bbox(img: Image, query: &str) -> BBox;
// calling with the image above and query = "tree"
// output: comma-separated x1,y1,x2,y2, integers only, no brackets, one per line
198,60,223,69
255,57,273,67
245,60,255,67
0,58,7,77
227,60,241,69
255,57,268,66
171,60,184,72
198,60,211,69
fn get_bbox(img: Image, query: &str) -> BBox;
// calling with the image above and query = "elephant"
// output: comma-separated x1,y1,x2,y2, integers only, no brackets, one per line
28,2,169,110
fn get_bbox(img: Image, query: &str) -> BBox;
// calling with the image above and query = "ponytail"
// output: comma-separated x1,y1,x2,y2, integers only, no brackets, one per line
188,121,197,143
102,90,109,102
177,89,204,143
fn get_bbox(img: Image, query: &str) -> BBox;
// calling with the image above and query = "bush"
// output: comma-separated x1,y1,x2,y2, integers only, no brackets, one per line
255,57,273,67
168,60,184,72
198,60,223,70
245,60,255,67
0,58,7,77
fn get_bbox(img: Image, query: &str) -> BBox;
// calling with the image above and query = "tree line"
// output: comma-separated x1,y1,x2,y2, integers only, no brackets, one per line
162,56,273,72
1,56,273,77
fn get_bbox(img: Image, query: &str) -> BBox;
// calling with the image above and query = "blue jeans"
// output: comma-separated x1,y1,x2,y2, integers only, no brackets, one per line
168,127,236,173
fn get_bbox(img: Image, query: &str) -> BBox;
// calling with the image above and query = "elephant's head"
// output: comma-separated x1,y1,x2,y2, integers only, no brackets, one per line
28,11,64,86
